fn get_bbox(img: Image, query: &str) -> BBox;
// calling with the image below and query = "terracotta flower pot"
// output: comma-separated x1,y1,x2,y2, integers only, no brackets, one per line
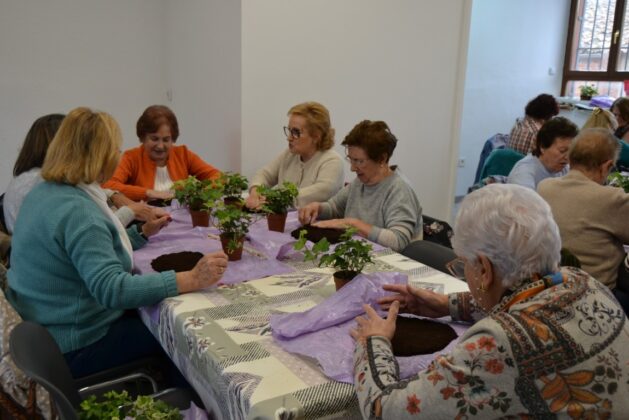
220,233,245,261
267,212,287,232
580,94,592,101
223,197,243,209
190,209,210,227
333,270,359,291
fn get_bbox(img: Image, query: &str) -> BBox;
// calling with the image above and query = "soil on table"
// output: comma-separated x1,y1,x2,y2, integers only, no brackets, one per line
291,225,344,244
391,316,458,356
151,251,203,272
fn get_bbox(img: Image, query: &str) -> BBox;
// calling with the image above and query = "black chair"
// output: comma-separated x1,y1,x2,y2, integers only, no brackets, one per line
10,321,195,420
401,240,457,277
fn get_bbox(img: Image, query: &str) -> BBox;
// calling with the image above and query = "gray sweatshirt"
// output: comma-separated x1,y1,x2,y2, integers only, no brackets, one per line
319,169,422,252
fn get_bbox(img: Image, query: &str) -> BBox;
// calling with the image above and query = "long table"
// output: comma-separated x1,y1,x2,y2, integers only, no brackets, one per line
134,208,469,420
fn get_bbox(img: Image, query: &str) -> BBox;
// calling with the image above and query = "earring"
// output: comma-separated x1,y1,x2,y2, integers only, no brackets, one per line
477,282,486,292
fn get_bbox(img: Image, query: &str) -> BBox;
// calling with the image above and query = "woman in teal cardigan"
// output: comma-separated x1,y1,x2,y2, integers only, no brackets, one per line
7,107,228,379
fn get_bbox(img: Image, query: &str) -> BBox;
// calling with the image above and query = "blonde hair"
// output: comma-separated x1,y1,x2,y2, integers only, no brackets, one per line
42,107,122,185
288,102,335,150
582,107,618,131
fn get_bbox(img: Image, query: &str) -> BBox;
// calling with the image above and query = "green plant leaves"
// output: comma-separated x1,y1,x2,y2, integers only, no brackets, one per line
257,182,299,214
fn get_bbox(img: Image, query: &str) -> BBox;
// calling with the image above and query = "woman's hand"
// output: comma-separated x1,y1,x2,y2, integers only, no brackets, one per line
141,215,171,237
126,201,171,222
378,284,449,319
146,189,174,200
176,251,229,293
298,202,321,225
312,218,350,230
350,301,399,343
245,187,266,210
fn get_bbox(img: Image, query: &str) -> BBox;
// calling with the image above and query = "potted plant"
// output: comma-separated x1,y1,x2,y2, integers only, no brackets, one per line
219,171,248,208
80,390,182,419
173,176,222,227
579,84,598,101
608,171,629,192
213,203,252,261
294,227,374,290
257,182,299,232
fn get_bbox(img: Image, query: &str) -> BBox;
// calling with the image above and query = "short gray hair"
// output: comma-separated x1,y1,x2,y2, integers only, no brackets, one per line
452,184,561,289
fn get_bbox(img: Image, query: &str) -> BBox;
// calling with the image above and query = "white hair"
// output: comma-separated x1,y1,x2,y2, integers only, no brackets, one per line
452,184,561,289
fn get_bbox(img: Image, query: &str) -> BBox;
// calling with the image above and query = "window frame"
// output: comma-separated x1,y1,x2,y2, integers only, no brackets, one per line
562,0,629,94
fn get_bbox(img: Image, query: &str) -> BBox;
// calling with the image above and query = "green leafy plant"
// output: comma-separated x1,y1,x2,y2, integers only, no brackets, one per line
213,203,253,253
579,84,598,99
608,171,629,192
256,182,299,214
294,227,374,274
173,176,222,211
79,390,182,420
219,171,249,199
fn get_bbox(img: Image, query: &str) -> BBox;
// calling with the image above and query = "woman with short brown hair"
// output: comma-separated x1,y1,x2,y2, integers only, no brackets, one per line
103,105,221,201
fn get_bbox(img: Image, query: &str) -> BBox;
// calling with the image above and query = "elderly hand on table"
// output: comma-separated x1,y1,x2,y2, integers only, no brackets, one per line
378,284,449,319
176,251,229,293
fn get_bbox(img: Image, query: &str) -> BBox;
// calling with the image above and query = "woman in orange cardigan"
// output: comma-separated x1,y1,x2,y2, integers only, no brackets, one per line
103,105,221,201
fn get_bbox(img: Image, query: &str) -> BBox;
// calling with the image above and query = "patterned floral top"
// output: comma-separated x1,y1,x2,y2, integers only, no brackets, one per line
353,267,629,418
508,115,541,155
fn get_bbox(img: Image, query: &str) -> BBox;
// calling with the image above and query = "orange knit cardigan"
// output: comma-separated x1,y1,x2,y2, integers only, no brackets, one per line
103,145,221,201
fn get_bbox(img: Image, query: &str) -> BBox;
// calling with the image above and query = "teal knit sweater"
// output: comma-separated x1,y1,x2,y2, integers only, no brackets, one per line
7,182,178,353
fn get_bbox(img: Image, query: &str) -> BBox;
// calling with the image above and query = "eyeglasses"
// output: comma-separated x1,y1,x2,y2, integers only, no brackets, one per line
283,126,303,139
345,155,369,167
446,257,466,281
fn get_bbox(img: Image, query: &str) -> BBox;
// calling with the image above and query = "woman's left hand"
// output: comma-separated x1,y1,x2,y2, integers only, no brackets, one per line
313,218,352,230
350,301,399,343
141,215,171,237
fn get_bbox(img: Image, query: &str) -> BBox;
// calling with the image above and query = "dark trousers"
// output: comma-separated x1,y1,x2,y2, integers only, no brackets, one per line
614,260,629,314
63,311,188,387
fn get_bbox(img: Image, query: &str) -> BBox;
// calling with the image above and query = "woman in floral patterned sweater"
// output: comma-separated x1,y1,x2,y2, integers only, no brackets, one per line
352,184,629,418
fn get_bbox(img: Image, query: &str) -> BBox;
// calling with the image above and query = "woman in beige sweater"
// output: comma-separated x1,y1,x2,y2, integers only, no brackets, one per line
245,102,344,209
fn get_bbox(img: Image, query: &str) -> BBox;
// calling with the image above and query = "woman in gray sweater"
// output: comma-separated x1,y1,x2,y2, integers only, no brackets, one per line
246,102,344,208
298,120,422,252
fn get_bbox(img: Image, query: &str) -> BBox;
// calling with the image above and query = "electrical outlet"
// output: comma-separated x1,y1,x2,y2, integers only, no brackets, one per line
457,157,466,168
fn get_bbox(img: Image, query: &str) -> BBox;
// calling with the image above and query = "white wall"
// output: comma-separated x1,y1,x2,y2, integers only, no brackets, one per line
242,0,472,220
165,0,241,172
455,0,571,196
0,0,168,188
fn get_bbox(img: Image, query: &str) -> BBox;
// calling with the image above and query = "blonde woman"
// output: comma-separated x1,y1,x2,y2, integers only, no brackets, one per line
7,107,228,380
246,102,344,209
582,107,617,131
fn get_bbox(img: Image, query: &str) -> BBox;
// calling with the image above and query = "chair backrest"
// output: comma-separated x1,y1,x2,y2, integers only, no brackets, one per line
473,133,509,184
478,148,525,180
401,240,457,276
10,321,80,420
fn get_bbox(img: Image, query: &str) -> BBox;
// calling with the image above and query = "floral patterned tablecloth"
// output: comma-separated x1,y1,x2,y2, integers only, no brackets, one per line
135,210,469,420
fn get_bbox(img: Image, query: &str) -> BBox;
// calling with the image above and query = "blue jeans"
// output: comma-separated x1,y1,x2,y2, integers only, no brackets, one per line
63,311,188,387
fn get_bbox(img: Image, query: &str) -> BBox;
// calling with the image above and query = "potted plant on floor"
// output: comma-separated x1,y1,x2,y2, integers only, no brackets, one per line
173,176,222,227
219,171,248,208
257,182,298,232
579,84,598,101
213,203,253,261
294,227,374,290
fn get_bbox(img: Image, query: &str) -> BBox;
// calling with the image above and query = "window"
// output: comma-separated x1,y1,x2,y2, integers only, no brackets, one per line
562,0,629,97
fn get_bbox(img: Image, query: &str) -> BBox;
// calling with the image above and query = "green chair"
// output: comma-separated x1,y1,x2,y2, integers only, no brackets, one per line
478,148,526,180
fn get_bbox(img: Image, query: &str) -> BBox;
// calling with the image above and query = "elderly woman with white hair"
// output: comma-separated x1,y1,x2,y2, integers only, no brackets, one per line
351,184,629,418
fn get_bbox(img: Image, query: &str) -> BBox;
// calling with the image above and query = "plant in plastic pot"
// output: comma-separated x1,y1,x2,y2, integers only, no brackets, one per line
294,227,373,290
219,171,248,208
173,176,222,227
257,182,298,232
579,84,598,100
213,203,252,261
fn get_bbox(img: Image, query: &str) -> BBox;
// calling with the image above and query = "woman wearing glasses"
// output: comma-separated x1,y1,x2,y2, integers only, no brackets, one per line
351,184,629,418
298,120,422,252
245,102,344,209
